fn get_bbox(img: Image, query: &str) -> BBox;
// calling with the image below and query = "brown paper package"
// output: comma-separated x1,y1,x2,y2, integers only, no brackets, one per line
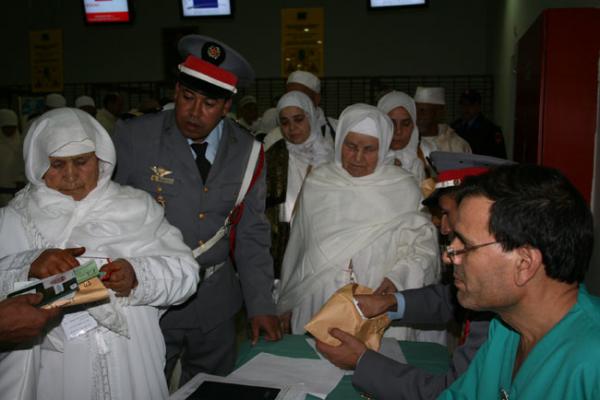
305,283,391,351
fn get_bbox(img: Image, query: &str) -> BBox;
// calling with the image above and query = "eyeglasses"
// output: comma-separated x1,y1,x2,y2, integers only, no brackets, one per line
445,241,498,261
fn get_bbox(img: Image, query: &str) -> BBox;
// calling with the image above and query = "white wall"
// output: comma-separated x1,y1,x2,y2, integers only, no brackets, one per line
0,0,496,85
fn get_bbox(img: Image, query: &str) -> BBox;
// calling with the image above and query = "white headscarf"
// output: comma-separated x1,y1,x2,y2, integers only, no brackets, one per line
23,108,115,188
377,91,425,182
334,103,394,175
277,91,333,166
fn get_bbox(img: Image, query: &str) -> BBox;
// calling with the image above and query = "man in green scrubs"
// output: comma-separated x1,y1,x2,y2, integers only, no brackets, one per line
439,164,600,399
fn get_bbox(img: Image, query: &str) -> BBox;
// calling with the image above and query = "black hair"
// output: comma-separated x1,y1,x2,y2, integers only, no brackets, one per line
103,93,121,108
456,164,593,283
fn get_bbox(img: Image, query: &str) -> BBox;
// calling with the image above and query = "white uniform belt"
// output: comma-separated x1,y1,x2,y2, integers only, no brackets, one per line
200,261,226,281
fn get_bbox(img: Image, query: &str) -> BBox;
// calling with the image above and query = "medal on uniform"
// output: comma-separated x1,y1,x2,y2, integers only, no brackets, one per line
155,186,166,207
150,166,174,184
150,166,173,207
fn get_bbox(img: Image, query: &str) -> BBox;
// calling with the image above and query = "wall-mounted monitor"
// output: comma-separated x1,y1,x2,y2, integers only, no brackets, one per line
83,0,133,24
368,0,428,9
180,0,233,18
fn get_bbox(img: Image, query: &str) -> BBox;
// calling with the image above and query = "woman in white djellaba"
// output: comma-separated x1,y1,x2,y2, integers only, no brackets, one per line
277,103,440,341
266,91,334,274
0,108,199,400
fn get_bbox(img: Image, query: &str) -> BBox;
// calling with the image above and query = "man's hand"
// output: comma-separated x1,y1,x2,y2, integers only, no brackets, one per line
315,328,367,370
373,277,397,295
250,315,282,345
278,311,292,334
354,293,398,318
29,247,85,279
100,259,138,297
0,294,61,344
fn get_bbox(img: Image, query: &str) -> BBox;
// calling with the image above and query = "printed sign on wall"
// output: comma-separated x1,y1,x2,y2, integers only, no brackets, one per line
281,8,324,78
29,29,63,93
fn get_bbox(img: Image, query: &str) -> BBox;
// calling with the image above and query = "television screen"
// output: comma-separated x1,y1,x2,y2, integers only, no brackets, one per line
180,0,232,18
83,0,132,24
369,0,427,9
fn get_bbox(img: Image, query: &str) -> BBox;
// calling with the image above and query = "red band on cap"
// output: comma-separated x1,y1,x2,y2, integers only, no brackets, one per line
435,167,490,189
179,55,238,91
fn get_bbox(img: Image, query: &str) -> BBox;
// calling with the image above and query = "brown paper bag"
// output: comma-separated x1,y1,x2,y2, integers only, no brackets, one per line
304,283,391,351
43,277,109,309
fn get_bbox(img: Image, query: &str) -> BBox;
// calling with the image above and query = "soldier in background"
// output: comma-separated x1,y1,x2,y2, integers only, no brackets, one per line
451,90,506,158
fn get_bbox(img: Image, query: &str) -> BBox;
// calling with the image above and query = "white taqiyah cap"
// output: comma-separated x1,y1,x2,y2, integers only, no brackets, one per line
239,95,257,108
45,93,67,109
0,109,18,127
75,95,96,108
414,86,445,105
287,70,321,94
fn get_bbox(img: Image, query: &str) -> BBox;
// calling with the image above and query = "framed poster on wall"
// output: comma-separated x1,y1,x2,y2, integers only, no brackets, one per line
179,0,233,18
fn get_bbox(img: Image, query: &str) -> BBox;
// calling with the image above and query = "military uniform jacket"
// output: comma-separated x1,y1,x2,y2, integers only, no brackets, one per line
451,114,506,158
113,110,276,332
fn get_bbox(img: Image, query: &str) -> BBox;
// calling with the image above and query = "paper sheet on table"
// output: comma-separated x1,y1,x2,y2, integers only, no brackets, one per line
229,352,344,399
380,337,408,364
306,337,407,375
305,338,353,375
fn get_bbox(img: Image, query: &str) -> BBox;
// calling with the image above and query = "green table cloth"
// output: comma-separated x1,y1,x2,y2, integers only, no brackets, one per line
236,334,450,399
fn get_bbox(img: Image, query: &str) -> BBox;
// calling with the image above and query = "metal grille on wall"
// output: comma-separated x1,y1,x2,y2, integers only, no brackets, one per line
0,74,493,126
238,75,494,123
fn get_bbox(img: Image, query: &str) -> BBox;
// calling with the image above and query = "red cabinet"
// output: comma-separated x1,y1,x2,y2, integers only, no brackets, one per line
514,8,600,203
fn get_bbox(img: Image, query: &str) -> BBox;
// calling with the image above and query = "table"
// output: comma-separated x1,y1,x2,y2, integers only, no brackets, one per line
236,334,450,399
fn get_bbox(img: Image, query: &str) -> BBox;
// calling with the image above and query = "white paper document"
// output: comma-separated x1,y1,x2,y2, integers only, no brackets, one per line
228,352,345,399
379,337,407,364
305,338,353,375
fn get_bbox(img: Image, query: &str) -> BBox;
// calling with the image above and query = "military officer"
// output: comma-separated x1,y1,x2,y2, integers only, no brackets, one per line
113,35,281,386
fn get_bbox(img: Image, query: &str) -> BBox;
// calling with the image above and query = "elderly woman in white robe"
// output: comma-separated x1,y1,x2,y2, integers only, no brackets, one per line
277,103,439,340
377,91,427,183
266,91,334,274
0,108,199,400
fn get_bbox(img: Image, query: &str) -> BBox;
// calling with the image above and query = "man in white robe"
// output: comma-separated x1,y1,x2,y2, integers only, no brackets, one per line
96,93,124,135
236,95,260,132
277,103,440,341
266,91,334,275
414,87,472,156
0,108,199,400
